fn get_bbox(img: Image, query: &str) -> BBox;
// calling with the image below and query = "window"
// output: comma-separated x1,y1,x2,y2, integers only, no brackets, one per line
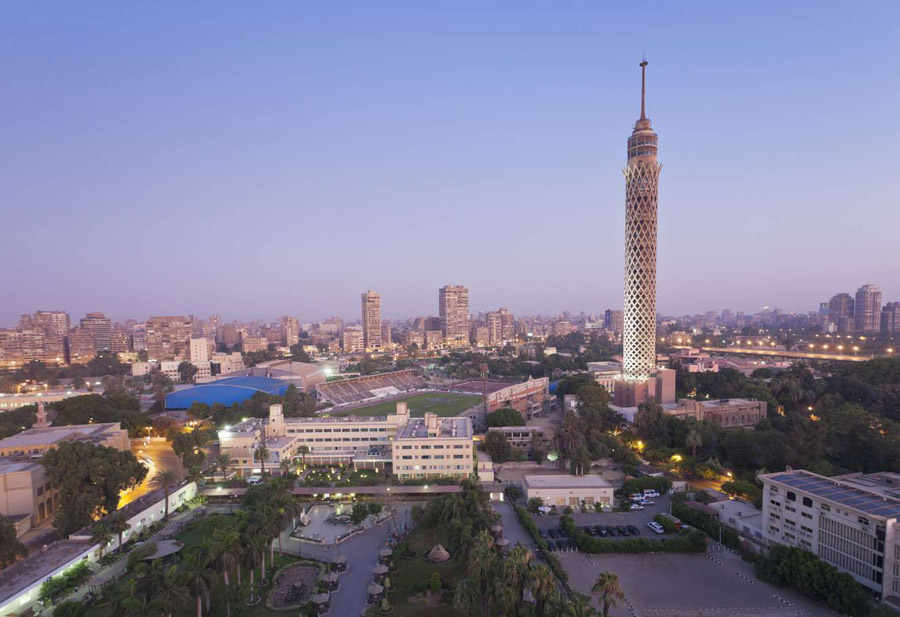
786,491,796,502
802,497,813,507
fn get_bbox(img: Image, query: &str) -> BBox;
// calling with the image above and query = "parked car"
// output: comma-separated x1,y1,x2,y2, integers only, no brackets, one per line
607,526,618,537
643,489,660,498
647,521,665,534
630,503,644,511
627,525,640,535
642,501,656,506
629,493,644,501
616,526,629,536
539,529,548,539
559,526,570,537
548,528,559,539
583,526,595,535
247,476,262,485
594,525,606,536
567,538,577,549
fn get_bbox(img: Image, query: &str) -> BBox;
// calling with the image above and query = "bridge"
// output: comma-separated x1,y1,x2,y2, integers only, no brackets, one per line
673,345,880,363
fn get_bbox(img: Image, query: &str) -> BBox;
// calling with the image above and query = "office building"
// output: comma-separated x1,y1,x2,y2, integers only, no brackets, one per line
761,470,900,601
855,285,883,333
484,376,550,419
361,291,383,351
439,285,469,345
882,302,900,334
79,312,111,351
614,61,673,406
218,403,473,480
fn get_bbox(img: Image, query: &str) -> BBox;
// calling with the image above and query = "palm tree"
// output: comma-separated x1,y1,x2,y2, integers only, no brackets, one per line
685,429,703,459
296,444,309,468
155,564,190,617
269,493,302,554
211,527,242,617
528,563,557,615
241,532,265,603
149,469,178,521
182,548,216,617
592,571,625,617
466,529,497,617
135,559,167,603
109,512,130,552
453,577,481,617
90,522,112,559
255,444,270,477
215,452,233,480
500,543,533,615
565,592,597,617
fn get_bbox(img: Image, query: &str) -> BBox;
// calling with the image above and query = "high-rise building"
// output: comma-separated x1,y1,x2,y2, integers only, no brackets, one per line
146,316,193,359
66,328,96,364
622,60,660,382
604,309,624,337
439,285,469,345
80,312,112,351
361,291,383,351
614,61,674,407
828,293,855,331
32,311,70,338
854,285,882,333
342,326,364,353
485,307,515,345
283,315,300,347
881,302,900,334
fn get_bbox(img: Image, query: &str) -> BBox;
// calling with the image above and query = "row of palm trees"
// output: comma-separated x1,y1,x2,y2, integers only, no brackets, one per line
101,477,303,617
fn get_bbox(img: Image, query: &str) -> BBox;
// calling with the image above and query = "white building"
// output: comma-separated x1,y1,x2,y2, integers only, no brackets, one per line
761,470,900,601
523,474,613,507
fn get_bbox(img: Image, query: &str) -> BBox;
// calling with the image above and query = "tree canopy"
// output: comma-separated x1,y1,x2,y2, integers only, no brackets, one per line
486,407,525,427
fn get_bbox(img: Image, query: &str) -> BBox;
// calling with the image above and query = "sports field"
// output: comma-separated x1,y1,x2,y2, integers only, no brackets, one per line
327,392,480,418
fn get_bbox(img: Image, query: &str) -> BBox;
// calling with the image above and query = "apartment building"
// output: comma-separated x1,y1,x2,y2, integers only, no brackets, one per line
219,403,474,480
146,316,193,360
439,285,469,344
760,470,900,601
79,312,112,351
361,291,383,351
342,327,364,353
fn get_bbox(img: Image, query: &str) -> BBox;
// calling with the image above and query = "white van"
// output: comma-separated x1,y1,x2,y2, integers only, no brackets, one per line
643,489,660,498
647,521,665,534
247,476,262,485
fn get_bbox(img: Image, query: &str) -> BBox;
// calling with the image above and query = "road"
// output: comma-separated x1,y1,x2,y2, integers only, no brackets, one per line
673,344,876,363
118,437,184,508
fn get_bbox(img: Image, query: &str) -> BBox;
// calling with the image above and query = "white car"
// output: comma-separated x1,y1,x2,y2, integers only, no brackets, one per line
643,489,660,498
630,503,644,511
246,476,262,485
647,521,665,534
642,501,656,506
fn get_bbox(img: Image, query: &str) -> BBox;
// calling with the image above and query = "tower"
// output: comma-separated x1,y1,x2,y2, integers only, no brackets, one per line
622,60,661,382
361,291,383,351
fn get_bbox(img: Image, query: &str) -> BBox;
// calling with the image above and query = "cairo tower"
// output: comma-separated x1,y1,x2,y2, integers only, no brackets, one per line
615,60,675,406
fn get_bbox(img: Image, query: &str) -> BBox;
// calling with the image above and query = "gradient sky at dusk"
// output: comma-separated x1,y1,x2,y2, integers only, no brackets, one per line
2,2,898,324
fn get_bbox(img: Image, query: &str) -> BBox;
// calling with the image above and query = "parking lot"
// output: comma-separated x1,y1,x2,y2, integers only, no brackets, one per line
559,549,839,617
531,495,674,544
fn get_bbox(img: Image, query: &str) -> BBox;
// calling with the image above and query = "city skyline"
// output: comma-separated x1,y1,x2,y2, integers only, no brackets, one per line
2,4,899,323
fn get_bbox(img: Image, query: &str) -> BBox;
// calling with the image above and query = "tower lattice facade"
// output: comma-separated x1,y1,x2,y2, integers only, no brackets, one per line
622,60,661,381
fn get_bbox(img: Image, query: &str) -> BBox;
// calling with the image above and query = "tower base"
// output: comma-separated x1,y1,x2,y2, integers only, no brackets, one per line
613,367,675,407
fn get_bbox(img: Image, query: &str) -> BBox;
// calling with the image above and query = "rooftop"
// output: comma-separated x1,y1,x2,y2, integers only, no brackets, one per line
0,423,121,449
0,540,93,607
524,474,612,489
396,417,471,440
764,470,900,521
0,459,43,474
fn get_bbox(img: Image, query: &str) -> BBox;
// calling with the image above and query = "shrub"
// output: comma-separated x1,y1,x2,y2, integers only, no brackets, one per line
619,476,672,496
526,497,543,513
755,544,873,616
653,513,678,533
514,506,568,584
429,572,442,593
671,502,741,550
559,515,706,554
52,601,86,617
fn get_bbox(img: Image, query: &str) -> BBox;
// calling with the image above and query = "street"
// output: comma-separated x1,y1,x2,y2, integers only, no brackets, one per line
118,437,184,508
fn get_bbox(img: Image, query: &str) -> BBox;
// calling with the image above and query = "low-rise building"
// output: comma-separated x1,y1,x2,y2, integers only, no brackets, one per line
668,398,766,428
523,474,613,507
0,391,83,412
0,405,130,458
485,377,549,420
760,470,900,601
219,403,473,481
0,459,58,533
486,426,545,454
708,499,765,546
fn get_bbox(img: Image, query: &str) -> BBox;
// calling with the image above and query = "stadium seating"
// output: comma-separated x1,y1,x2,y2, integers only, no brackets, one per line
317,369,426,405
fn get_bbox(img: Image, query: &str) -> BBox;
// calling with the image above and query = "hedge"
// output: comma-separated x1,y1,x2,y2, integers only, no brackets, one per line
755,544,874,616
653,513,678,534
619,476,672,496
559,515,706,554
514,506,568,585
671,502,742,551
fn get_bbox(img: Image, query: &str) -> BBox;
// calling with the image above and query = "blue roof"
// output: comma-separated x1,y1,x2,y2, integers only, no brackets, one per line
165,376,288,409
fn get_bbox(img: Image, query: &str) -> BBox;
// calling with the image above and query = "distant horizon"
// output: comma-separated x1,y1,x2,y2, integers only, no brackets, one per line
2,4,898,325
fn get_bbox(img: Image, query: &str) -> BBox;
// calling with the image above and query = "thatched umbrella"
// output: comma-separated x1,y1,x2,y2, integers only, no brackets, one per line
373,564,389,576
323,572,339,587
495,537,510,549
334,555,348,571
427,544,451,563
311,593,330,605
491,524,503,536
378,547,392,563
367,582,384,598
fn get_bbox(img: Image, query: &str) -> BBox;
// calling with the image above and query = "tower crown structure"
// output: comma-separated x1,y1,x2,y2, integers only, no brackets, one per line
622,59,661,381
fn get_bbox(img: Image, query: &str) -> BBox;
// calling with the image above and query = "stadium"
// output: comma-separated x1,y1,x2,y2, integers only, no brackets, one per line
315,369,426,406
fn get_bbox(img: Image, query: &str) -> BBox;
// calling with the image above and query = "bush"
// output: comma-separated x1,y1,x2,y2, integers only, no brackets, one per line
671,502,741,551
526,497,543,513
52,601,86,617
126,542,158,571
429,572,442,593
619,476,672,496
514,506,568,584
755,544,873,616
653,513,678,533
486,408,526,427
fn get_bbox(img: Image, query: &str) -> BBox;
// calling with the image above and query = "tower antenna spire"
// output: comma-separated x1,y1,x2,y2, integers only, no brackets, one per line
640,57,648,121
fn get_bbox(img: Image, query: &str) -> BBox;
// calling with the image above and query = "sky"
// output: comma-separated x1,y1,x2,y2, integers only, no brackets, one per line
2,2,898,324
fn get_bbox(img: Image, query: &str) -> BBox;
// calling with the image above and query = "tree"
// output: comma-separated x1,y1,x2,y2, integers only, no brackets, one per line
72,376,86,390
0,516,27,567
296,444,310,467
483,431,513,463
182,548,215,617
42,441,147,535
109,512,130,552
350,502,370,525
149,469,178,521
592,571,625,617
685,429,703,458
150,369,174,409
52,601,86,617
90,522,112,558
211,526,242,617
255,444,270,476
215,452,233,480
486,407,526,427
633,399,667,443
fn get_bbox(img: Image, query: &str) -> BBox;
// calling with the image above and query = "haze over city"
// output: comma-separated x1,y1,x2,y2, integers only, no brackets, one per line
2,2,899,323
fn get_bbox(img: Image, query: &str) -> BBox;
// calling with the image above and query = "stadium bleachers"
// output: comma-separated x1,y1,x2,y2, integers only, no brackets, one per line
316,369,426,406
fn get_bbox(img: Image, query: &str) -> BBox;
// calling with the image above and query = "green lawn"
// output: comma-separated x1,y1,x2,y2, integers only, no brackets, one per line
327,393,480,418
389,527,462,617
